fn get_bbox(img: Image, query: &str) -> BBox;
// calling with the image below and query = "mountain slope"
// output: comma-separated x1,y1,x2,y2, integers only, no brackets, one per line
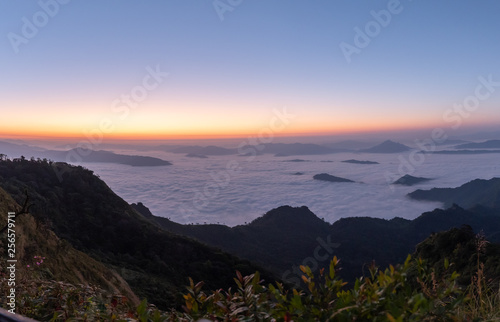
143,206,331,276
408,178,500,209
393,174,431,186
0,187,139,304
414,225,500,286
0,141,172,166
0,159,272,309
361,140,411,153
144,203,500,285
313,173,355,183
160,145,236,155
44,149,172,166
455,140,500,149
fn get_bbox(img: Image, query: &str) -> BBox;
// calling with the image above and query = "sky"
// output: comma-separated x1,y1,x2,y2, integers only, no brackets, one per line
1,0,500,141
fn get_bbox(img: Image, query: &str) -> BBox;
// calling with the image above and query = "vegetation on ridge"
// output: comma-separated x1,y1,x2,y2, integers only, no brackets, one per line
0,158,272,309
5,228,499,320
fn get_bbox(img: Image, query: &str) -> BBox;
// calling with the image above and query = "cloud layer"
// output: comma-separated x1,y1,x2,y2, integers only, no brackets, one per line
86,151,500,226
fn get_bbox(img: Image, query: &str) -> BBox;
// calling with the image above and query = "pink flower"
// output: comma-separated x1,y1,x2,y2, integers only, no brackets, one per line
36,262,40,265
27,265,30,268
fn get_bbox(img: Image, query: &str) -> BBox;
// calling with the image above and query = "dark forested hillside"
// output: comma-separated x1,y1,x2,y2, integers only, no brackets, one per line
408,178,500,209
0,187,139,305
143,203,500,285
414,225,500,286
0,159,272,309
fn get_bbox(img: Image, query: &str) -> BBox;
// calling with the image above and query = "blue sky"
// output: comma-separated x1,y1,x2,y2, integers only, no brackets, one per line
1,0,499,139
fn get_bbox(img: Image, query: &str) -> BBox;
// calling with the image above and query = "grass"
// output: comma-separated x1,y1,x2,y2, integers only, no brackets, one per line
2,253,499,321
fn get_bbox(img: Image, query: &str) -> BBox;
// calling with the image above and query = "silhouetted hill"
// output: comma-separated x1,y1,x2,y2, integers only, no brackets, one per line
0,187,139,304
341,159,379,165
361,140,411,153
322,140,375,150
455,139,500,149
160,145,236,155
0,141,172,167
393,174,431,186
408,178,500,209
130,202,155,218
239,143,336,156
0,140,45,158
156,143,340,156
149,206,331,277
435,139,469,146
185,153,208,158
144,202,500,285
432,149,500,155
313,173,355,183
44,149,172,166
0,159,271,309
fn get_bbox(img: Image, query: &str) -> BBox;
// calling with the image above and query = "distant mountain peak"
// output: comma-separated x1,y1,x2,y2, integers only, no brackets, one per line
361,140,411,153
249,205,327,228
313,173,355,183
393,174,431,186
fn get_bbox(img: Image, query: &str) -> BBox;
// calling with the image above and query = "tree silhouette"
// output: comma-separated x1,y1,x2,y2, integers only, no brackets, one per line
0,189,34,234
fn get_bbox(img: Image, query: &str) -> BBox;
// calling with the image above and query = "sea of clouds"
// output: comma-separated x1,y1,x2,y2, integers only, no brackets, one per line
83,149,500,227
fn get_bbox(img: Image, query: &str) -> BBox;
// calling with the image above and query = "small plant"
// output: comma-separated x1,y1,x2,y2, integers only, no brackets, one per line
26,255,45,269
156,255,499,321
2,252,500,320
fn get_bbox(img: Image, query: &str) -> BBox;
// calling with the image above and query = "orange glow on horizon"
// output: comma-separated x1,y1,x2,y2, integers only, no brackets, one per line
0,112,496,142
0,126,464,141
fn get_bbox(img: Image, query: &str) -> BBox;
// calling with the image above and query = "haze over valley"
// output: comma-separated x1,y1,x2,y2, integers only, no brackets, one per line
1,136,499,226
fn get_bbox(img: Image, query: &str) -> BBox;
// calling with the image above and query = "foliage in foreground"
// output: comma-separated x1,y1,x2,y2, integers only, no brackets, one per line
3,254,499,321
164,256,500,321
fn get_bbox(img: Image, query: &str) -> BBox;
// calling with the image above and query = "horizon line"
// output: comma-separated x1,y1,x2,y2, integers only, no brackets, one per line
0,124,498,143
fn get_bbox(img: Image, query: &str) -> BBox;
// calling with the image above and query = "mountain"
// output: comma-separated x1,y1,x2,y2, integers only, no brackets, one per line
0,141,171,167
341,159,379,165
185,153,208,158
408,178,500,209
455,140,500,149
393,174,431,186
142,201,500,285
240,143,337,156
360,140,411,153
43,149,172,166
313,173,355,183
435,138,469,146
160,145,236,155
322,140,375,150
0,187,139,304
0,159,272,309
139,206,332,277
431,149,500,155
0,140,45,158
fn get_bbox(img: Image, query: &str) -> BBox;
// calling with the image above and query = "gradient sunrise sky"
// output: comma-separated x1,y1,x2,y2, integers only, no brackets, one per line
1,1,499,140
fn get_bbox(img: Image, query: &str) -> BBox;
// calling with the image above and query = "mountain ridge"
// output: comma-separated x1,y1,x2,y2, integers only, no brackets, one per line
0,159,273,309
141,198,500,284
360,140,411,153
408,177,500,209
